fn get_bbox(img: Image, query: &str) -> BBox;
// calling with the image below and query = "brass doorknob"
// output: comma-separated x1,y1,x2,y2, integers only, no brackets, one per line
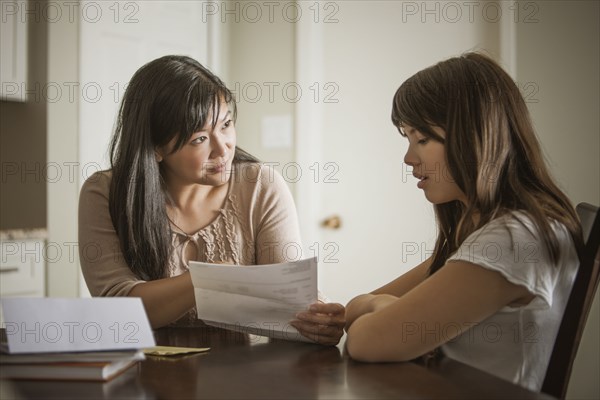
321,215,342,229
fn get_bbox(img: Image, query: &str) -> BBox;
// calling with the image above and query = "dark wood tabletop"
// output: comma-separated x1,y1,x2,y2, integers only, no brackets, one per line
4,326,556,399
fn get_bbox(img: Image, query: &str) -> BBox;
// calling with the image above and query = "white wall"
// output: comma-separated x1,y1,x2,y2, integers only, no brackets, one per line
227,10,297,193
516,1,599,207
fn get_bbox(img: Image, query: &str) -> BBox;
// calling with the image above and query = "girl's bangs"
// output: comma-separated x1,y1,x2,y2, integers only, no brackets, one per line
392,81,445,143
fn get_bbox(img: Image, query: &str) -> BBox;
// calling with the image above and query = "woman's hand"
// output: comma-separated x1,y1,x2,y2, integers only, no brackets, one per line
290,302,346,346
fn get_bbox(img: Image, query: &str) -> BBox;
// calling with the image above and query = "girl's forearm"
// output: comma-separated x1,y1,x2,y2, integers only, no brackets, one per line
345,294,377,330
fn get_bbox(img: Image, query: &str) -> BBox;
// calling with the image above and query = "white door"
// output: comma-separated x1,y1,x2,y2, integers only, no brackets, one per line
79,0,210,171
78,0,212,295
295,1,509,304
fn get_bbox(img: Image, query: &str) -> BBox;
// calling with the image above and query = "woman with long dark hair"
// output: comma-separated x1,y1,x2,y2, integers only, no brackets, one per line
344,53,583,390
79,55,344,345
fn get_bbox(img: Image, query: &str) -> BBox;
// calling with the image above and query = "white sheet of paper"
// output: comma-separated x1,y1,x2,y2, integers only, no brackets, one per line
1,298,155,354
189,257,318,342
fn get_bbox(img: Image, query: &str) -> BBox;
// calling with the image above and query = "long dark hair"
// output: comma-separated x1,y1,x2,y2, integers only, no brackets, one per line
109,55,258,280
391,52,583,274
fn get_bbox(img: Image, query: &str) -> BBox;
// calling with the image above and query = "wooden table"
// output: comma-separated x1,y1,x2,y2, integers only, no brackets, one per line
5,326,555,399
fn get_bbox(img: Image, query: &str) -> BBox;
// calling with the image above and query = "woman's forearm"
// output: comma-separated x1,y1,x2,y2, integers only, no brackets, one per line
128,272,195,328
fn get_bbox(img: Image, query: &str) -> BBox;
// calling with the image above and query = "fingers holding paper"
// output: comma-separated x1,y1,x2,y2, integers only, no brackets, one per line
291,302,346,346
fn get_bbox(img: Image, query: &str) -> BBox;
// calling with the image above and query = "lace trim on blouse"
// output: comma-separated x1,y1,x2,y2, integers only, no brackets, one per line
167,194,253,276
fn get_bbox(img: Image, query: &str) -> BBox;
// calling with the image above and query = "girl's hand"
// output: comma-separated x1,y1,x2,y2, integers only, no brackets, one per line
290,302,346,346
345,294,399,330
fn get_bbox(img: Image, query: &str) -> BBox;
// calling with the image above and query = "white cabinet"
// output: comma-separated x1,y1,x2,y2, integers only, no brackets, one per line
0,236,46,323
0,1,28,102
1,239,45,296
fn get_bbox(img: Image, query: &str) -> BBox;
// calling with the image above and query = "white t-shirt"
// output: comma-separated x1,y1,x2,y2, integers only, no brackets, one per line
442,212,578,391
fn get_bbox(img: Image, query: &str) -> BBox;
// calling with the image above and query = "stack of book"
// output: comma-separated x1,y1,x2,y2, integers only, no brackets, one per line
0,297,156,382
0,349,145,381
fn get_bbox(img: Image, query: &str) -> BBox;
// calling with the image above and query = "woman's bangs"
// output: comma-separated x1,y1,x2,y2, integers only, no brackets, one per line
169,86,219,152
164,65,236,154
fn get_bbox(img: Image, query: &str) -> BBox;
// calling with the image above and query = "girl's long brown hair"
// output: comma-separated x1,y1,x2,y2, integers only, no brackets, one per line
392,52,583,274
